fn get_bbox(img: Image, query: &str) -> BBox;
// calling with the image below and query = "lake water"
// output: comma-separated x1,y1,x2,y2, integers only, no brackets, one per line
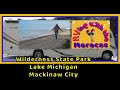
19,30,53,38
19,20,71,39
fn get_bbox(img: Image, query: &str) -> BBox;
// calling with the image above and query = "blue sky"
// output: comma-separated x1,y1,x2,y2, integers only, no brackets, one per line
19,20,70,31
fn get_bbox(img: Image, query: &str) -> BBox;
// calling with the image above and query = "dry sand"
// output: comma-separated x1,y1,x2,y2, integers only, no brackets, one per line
19,29,71,49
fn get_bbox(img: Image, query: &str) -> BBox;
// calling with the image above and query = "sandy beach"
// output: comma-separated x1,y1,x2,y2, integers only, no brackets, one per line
19,29,71,49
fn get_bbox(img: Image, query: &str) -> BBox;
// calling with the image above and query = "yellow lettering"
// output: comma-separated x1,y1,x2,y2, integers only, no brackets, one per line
80,58,84,62
16,57,21,61
87,57,91,61
56,57,60,62
65,72,69,77
39,73,42,77
29,72,34,77
76,57,80,61
84,58,87,61
31,58,35,62
37,58,43,61
30,65,33,69
47,65,52,69
57,73,62,77
66,65,70,70
27,57,31,61
35,73,38,77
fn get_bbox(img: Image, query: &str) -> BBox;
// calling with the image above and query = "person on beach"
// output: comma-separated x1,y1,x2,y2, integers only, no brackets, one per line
51,24,63,40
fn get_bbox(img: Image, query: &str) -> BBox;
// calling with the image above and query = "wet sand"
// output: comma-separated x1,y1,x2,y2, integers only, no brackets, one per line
19,29,71,49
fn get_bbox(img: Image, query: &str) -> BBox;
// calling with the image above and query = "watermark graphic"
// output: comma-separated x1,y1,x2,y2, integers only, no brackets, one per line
86,29,95,43
72,20,110,49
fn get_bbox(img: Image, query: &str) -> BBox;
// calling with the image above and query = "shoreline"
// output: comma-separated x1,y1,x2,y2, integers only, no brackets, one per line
19,29,71,49
19,31,54,41
19,29,70,42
